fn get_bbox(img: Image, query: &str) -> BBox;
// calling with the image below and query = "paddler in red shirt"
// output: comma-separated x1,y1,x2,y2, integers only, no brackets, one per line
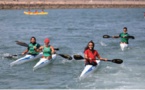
84,40,108,66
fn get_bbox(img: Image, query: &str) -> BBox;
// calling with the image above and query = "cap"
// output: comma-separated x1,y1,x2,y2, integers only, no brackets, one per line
44,38,50,43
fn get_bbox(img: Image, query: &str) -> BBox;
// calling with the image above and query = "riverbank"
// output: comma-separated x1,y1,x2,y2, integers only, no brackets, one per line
0,1,145,9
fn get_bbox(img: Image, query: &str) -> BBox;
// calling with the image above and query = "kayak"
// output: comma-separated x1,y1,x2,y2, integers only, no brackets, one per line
79,60,101,79
24,11,48,15
120,43,128,51
10,52,43,67
33,54,57,71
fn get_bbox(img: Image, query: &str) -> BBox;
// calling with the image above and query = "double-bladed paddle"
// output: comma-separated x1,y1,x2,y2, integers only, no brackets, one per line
3,53,21,59
58,54,72,60
5,53,72,60
103,35,135,39
15,41,59,50
73,54,123,64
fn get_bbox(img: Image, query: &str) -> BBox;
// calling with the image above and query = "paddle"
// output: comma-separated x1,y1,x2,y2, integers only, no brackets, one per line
15,41,59,50
103,35,135,39
128,36,135,39
4,53,72,60
15,41,28,47
73,54,123,64
58,54,72,60
103,35,112,38
3,53,21,59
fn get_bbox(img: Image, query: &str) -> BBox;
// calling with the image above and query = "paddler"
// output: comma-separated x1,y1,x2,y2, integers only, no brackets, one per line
34,10,38,14
112,27,130,44
41,9,44,13
22,37,40,56
28,9,31,13
39,38,55,60
84,40,107,66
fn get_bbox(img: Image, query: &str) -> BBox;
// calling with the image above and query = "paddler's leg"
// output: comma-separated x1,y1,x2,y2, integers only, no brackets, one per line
43,56,52,60
90,62,97,66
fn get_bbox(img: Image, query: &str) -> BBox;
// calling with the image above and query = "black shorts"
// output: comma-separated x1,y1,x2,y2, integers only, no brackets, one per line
85,61,97,66
27,53,38,56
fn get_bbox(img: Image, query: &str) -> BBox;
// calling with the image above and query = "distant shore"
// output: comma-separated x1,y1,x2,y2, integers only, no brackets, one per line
0,1,145,9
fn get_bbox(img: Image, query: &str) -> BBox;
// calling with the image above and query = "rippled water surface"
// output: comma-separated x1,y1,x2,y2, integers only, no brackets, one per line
0,8,145,89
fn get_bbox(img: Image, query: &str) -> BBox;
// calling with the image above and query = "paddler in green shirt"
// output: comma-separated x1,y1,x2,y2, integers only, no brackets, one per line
39,38,55,60
22,37,41,55
112,27,130,44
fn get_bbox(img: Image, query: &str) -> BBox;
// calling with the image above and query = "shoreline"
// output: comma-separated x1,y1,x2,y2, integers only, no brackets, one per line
0,1,145,9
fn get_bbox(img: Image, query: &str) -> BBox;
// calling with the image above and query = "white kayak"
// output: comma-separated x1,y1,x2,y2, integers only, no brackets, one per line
33,54,57,71
79,60,101,79
10,52,43,67
120,43,128,51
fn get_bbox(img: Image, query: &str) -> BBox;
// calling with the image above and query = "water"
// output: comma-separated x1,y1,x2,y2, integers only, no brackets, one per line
0,8,145,89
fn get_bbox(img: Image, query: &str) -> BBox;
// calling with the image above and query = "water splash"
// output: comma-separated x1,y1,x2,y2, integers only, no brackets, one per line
2,53,18,59
100,41,107,46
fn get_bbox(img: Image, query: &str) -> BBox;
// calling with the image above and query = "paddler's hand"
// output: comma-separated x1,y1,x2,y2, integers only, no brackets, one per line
100,58,107,61
33,46,37,50
89,58,92,60
22,52,25,55
104,58,108,61
123,36,127,38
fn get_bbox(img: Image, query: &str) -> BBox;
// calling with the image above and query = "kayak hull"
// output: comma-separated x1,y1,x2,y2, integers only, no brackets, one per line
33,54,57,71
24,11,48,15
10,52,43,67
120,43,128,51
79,60,101,78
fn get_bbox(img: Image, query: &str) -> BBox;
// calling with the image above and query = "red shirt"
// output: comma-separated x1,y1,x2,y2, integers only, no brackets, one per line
84,49,99,63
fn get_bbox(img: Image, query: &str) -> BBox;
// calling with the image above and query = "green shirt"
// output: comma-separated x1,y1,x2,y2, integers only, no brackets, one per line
28,43,40,55
43,46,52,57
119,33,129,44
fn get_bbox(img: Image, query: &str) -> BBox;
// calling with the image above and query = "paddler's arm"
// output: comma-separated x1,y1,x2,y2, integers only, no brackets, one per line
22,49,28,55
97,54,107,61
84,54,91,62
38,46,43,52
112,35,120,38
50,46,55,54
34,43,41,52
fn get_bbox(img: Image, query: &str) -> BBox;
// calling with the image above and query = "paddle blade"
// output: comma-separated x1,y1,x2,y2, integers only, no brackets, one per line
128,36,135,39
58,54,72,60
109,59,123,64
103,35,110,38
16,41,59,50
3,53,19,59
15,41,28,47
73,55,84,60
54,48,59,51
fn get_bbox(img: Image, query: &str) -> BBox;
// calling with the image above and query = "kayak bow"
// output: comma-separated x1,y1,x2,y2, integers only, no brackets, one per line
79,60,101,79
10,52,43,67
33,54,57,71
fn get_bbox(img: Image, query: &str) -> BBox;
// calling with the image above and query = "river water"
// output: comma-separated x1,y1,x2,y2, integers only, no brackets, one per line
0,8,145,89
